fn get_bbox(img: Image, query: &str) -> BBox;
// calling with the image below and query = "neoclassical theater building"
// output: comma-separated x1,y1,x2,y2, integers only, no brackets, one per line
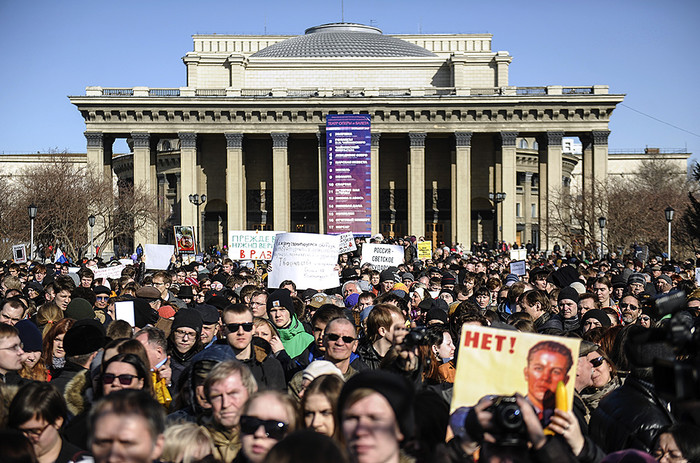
70,23,624,251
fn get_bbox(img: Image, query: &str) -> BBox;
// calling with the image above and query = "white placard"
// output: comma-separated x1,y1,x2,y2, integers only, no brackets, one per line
12,244,26,263
510,260,527,276
119,259,135,267
114,300,136,327
695,268,700,286
360,244,405,272
510,248,527,261
229,230,279,260
89,265,125,280
337,232,357,254
268,233,340,290
143,244,175,270
68,267,81,273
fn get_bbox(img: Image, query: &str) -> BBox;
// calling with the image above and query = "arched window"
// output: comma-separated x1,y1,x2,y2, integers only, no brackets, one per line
532,140,539,150
519,139,529,149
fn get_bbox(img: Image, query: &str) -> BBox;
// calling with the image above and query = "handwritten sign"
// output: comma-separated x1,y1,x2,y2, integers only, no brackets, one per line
268,233,340,290
89,265,126,280
510,260,526,276
417,241,432,260
451,325,580,425
337,232,357,254
360,243,404,272
229,231,279,261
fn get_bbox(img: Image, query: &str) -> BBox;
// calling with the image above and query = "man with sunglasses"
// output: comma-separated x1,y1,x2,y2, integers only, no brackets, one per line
222,303,285,391
320,317,360,380
619,294,642,325
93,285,112,321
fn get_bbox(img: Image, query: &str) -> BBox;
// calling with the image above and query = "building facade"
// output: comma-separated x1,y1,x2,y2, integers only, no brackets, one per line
70,23,624,252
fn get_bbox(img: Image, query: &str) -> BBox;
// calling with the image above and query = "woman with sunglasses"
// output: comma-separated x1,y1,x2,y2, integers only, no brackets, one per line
234,391,300,463
8,381,85,463
580,348,620,411
101,353,153,397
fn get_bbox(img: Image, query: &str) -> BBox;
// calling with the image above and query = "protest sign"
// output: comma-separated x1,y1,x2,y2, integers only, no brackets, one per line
337,232,357,254
115,300,135,327
90,265,126,280
510,260,527,276
451,325,580,427
268,233,340,290
229,230,279,260
143,244,174,270
417,241,432,260
174,226,196,254
12,244,26,263
696,268,700,286
510,248,527,261
119,259,134,267
360,243,404,271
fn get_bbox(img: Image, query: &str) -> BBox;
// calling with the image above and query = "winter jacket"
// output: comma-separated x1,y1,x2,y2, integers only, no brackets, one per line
277,315,314,359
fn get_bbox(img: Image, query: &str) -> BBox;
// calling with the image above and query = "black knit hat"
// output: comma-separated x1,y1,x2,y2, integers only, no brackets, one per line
581,309,611,328
171,309,203,334
338,370,415,440
194,304,220,325
267,289,294,315
63,319,106,356
558,286,580,304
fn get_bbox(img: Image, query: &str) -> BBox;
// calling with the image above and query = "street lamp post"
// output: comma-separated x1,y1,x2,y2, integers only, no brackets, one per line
28,204,37,261
489,192,507,249
665,206,674,260
188,194,207,253
88,214,96,259
598,216,606,260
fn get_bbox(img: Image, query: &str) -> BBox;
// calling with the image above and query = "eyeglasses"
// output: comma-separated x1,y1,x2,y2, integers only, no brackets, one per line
639,316,651,322
102,373,138,385
95,296,110,301
325,333,356,343
619,303,639,311
173,329,197,339
239,415,288,440
590,356,606,368
225,322,254,333
19,422,52,438
0,342,24,352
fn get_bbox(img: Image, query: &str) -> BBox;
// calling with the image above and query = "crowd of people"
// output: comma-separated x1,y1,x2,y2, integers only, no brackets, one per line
0,235,699,463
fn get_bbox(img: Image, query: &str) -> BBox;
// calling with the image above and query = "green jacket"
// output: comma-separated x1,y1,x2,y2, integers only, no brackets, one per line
278,315,314,359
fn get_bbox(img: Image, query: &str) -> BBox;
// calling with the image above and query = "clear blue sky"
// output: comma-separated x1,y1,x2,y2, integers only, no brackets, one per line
1,0,698,164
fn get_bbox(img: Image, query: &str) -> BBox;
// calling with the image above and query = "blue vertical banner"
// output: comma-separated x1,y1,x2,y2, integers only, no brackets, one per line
326,114,372,235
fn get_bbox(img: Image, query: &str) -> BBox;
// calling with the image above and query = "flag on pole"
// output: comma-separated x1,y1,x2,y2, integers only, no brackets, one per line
55,248,68,264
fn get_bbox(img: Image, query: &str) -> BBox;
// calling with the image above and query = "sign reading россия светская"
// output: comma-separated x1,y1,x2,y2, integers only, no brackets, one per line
326,114,371,236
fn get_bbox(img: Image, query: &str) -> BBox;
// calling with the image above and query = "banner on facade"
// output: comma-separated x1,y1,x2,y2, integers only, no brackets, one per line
417,241,432,260
360,243,404,271
174,226,196,255
451,325,580,427
12,244,26,263
326,114,372,236
337,232,357,254
268,233,340,290
228,230,279,260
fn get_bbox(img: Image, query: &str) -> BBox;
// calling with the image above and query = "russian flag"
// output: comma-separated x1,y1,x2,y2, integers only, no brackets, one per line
55,248,68,264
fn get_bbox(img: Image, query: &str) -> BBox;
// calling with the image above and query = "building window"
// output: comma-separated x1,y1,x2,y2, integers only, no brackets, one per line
519,139,529,149
531,174,539,188
516,172,526,186
533,140,539,150
531,204,537,218
516,203,522,217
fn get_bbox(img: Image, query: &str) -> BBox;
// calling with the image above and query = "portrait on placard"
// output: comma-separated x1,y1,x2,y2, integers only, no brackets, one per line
451,325,580,427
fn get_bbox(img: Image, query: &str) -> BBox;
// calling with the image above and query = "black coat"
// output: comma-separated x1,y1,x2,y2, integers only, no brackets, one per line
589,376,674,453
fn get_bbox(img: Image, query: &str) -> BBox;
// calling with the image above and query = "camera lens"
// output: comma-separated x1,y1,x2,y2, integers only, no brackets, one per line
499,404,523,430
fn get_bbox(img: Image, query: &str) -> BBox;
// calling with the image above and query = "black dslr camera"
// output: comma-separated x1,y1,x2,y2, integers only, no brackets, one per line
485,396,528,446
402,327,429,349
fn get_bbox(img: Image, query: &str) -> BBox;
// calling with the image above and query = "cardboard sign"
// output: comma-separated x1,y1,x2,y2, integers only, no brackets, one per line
417,241,432,260
115,300,136,327
12,244,26,263
337,232,357,254
451,325,580,426
174,226,196,254
360,243,404,271
268,233,340,290
510,248,527,261
143,244,174,270
510,260,527,276
229,231,279,261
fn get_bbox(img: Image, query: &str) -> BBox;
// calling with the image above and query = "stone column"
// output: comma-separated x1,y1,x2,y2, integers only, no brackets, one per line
271,132,290,231
408,132,427,238
317,132,326,234
523,171,534,246
85,132,115,256
225,133,245,232
132,133,157,246
454,132,472,248
179,132,198,231
541,131,564,251
499,132,518,245
371,133,381,234
592,130,609,245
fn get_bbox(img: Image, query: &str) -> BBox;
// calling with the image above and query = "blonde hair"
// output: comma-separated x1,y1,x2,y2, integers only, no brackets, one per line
161,423,213,463
37,302,64,336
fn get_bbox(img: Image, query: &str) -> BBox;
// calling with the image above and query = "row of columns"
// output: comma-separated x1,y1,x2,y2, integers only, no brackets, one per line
85,129,609,251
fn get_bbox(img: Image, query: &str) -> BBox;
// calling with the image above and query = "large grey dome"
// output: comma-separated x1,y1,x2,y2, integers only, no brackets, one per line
251,23,436,58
